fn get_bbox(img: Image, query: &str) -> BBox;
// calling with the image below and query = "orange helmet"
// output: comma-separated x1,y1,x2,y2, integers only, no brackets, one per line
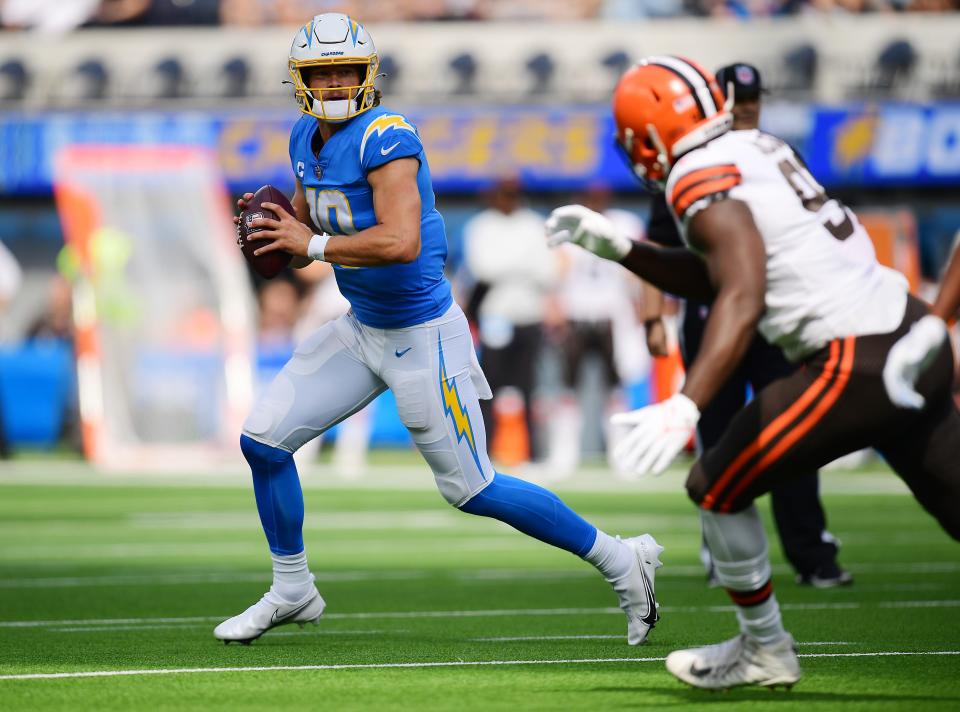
613,56,732,187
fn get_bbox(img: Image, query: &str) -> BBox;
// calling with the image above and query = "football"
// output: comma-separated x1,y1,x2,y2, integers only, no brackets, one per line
237,185,295,279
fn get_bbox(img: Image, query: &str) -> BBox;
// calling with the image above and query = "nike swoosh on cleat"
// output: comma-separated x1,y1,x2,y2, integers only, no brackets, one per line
690,664,713,678
395,347,412,358
638,564,659,627
270,599,314,626
380,141,401,157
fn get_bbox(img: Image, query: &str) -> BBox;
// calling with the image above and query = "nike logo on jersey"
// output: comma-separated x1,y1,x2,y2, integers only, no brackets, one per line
395,347,412,358
381,141,401,157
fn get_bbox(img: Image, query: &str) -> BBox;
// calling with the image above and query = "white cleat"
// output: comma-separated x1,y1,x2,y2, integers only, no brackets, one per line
608,533,663,645
666,633,801,690
213,587,325,645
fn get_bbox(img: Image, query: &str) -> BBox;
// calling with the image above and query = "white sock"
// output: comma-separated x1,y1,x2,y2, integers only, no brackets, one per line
271,551,314,602
583,530,634,580
736,594,786,645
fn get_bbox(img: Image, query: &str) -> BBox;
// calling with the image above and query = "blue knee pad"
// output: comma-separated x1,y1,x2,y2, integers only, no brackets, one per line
459,473,597,557
240,434,304,556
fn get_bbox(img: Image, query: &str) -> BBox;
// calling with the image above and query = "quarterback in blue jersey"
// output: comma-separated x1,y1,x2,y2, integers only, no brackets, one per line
214,12,663,646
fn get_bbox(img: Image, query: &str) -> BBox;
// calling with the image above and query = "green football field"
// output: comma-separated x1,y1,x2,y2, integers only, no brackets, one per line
0,458,958,710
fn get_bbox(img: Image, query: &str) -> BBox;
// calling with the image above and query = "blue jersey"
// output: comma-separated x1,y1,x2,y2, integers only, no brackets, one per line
289,106,453,328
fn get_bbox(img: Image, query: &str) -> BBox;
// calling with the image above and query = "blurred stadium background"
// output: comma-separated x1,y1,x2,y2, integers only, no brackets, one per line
0,0,958,471
2,2,960,708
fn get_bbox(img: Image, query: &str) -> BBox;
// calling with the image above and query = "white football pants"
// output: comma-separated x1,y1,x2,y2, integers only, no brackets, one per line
242,303,495,506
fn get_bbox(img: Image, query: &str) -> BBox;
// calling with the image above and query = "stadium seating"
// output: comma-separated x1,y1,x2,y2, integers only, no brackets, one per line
0,16,958,106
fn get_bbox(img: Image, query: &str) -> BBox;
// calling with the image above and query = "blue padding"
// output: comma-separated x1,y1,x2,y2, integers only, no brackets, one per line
0,340,73,446
459,473,597,557
240,434,304,556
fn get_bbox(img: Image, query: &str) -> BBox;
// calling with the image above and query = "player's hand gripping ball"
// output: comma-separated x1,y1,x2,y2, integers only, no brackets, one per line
236,185,295,278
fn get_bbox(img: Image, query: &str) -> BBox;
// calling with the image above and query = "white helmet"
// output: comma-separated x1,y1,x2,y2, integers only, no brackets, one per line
288,13,379,123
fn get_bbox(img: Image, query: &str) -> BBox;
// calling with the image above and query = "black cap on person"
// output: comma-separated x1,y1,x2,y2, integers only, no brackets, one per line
715,63,766,102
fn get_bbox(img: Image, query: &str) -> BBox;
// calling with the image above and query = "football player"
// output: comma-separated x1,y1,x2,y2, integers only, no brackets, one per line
645,63,850,588
546,56,960,690
214,13,663,646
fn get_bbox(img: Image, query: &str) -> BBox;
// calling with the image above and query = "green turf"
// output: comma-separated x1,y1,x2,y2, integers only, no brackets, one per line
0,463,958,710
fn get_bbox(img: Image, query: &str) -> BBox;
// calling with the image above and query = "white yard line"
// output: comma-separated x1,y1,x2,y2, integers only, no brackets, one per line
0,461,913,495
3,599,957,630
1,651,957,682
0,570,424,589
3,560,958,590
471,635,857,644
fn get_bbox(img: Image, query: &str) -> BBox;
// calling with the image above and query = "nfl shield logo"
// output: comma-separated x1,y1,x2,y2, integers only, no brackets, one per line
736,65,755,85
314,164,323,180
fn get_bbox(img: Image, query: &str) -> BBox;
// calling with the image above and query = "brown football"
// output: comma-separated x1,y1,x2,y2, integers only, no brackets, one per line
237,185,295,279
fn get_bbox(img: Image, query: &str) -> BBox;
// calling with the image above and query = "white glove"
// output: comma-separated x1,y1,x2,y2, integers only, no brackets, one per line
545,204,633,261
609,393,700,478
882,315,948,409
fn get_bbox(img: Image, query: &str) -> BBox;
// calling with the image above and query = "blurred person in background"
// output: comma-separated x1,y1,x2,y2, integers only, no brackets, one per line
549,183,645,476
601,0,685,18
25,274,83,454
92,0,220,25
26,275,74,342
256,278,301,351
214,13,663,648
1,0,101,32
462,175,559,463
0,240,22,458
641,62,851,589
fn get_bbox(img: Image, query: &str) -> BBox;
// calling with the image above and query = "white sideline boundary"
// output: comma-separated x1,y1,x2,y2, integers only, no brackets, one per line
1,651,958,681
2,599,958,629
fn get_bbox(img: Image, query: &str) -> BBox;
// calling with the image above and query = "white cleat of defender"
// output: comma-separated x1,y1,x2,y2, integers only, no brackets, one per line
609,533,664,645
214,587,325,645
666,633,802,690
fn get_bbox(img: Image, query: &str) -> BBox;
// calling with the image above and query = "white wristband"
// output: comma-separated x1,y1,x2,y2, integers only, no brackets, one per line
307,233,330,262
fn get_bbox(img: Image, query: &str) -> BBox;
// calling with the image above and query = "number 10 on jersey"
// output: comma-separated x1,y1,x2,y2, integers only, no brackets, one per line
306,188,357,235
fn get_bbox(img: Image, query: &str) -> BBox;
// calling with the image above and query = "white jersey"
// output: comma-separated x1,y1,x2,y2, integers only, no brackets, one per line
665,129,908,361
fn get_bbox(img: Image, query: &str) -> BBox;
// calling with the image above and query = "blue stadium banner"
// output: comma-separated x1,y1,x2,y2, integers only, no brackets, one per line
0,107,637,196
807,103,960,187
4,103,957,195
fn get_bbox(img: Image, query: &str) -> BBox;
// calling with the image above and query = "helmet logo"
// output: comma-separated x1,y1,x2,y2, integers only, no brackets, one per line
347,18,361,46
736,65,755,84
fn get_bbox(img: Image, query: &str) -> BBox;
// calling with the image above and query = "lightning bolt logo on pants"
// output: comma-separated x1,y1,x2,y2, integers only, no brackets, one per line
438,333,485,477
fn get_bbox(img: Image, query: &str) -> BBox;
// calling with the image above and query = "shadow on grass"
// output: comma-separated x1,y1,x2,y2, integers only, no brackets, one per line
589,684,960,707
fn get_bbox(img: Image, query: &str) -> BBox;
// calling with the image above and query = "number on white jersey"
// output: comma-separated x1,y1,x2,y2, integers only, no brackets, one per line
754,134,855,242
